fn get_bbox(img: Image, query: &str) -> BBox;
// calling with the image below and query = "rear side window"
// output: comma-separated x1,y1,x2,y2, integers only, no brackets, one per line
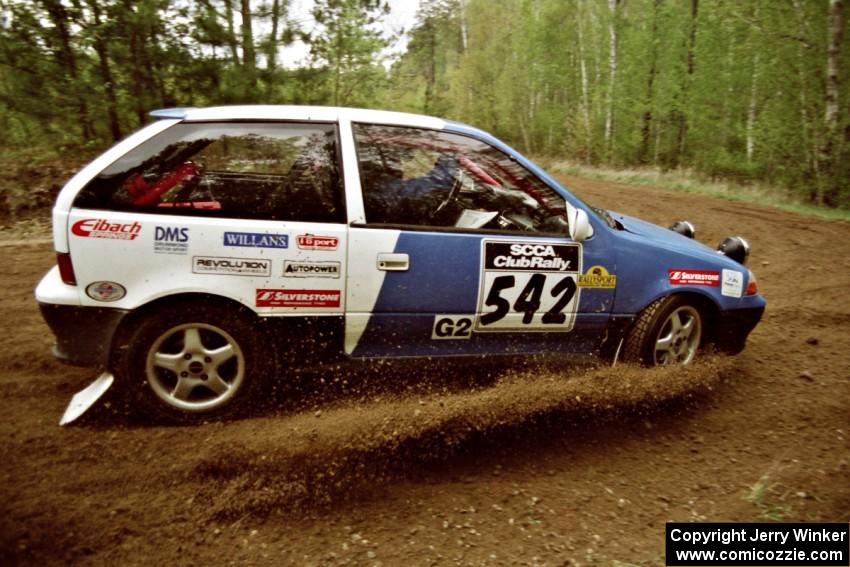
74,122,345,223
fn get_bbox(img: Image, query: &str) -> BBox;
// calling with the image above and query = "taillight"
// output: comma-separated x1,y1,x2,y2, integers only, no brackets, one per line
57,253,77,286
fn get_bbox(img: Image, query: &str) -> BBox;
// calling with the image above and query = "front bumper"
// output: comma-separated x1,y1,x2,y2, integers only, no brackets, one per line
713,305,765,354
38,303,128,367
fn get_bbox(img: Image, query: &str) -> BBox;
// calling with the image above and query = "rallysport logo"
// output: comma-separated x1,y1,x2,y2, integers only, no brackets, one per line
668,269,720,286
296,234,339,251
255,289,341,308
71,219,141,240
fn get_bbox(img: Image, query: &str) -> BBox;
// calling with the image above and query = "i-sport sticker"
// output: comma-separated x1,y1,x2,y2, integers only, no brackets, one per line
475,241,582,332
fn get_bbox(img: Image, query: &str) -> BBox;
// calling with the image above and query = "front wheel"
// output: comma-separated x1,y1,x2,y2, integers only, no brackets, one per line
117,303,265,422
623,296,703,366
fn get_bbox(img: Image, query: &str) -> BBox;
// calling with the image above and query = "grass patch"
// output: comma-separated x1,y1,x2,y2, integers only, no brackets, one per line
541,159,850,222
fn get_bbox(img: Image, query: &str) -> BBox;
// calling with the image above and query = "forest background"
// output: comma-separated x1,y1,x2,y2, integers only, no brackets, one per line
0,0,848,219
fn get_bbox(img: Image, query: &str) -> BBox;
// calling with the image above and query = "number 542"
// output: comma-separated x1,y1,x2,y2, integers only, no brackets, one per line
477,273,578,330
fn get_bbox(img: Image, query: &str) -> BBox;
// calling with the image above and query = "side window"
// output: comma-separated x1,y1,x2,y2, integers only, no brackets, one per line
74,122,345,223
353,123,568,233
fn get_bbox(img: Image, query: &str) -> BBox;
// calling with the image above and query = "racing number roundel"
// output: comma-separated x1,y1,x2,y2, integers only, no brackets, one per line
475,240,582,332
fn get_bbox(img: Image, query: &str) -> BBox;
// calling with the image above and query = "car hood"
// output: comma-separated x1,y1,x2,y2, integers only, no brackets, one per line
607,210,731,264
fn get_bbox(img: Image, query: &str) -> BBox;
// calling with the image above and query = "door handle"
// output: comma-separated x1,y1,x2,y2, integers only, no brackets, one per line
377,253,409,271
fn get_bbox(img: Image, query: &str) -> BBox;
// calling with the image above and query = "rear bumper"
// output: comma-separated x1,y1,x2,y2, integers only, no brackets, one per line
38,303,128,367
713,305,765,354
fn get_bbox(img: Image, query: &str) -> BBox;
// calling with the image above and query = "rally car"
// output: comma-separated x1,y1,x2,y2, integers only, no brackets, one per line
35,106,765,421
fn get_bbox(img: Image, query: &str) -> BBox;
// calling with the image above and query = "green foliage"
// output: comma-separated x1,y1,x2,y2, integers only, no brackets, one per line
0,0,847,210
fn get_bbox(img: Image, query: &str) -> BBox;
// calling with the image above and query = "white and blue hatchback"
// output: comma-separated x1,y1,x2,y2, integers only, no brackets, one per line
36,106,765,421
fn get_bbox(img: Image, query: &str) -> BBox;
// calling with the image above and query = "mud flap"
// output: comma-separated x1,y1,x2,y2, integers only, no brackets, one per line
59,373,114,426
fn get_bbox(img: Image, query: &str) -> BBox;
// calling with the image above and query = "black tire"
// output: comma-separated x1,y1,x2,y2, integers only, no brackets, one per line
116,302,266,423
622,295,703,366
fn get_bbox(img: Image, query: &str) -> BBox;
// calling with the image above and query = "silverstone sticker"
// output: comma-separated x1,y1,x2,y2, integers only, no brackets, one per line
721,269,744,298
224,231,288,249
432,315,473,340
297,234,339,251
192,256,271,277
71,219,141,241
283,261,340,278
85,281,126,302
154,226,189,255
668,269,720,287
579,265,617,288
256,289,341,308
476,240,582,332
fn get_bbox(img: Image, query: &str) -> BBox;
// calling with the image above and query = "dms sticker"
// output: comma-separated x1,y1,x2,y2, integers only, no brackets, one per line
154,226,189,255
579,265,617,288
85,281,126,302
668,269,720,287
72,219,141,241
193,256,271,277
224,232,288,249
721,269,744,298
297,234,339,251
476,240,581,332
283,261,340,278
255,289,341,308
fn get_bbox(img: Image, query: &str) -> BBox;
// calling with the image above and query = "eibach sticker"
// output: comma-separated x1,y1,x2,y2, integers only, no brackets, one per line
255,289,341,308
71,219,141,240
297,234,339,251
668,269,720,287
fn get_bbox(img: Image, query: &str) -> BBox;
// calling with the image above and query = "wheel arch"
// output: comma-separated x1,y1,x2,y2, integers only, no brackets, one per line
108,292,260,371
640,290,721,345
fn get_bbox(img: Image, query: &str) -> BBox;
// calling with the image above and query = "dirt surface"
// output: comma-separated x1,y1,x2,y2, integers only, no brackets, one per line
2,176,849,566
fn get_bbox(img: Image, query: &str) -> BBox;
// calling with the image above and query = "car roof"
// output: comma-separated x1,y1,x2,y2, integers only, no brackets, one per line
150,105,448,130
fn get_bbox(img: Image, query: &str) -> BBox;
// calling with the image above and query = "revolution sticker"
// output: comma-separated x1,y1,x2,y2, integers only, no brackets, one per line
476,240,582,332
193,256,271,277
283,261,340,278
255,289,341,308
669,269,720,287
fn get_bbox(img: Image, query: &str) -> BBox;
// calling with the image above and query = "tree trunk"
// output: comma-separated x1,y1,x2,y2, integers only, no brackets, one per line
604,0,620,161
576,2,592,162
223,0,240,63
424,21,436,113
817,0,844,204
88,0,122,142
675,0,699,166
240,0,256,71
267,0,281,71
41,0,93,141
640,0,660,164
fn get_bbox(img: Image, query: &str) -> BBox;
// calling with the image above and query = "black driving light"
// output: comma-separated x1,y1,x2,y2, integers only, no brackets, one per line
718,236,750,265
669,220,696,238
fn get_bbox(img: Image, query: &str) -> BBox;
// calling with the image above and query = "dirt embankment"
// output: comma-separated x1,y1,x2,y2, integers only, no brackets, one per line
2,176,849,566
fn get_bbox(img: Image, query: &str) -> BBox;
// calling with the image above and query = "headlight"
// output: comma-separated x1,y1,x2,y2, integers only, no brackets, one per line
746,269,759,295
718,236,749,265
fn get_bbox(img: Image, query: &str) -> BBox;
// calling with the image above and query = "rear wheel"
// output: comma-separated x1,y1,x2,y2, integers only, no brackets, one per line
623,296,703,366
117,303,265,422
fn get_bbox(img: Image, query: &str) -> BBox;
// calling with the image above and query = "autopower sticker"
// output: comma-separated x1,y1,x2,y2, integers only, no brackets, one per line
193,256,271,277
255,289,341,308
475,241,581,332
668,269,720,287
579,265,617,288
721,269,744,298
283,261,340,278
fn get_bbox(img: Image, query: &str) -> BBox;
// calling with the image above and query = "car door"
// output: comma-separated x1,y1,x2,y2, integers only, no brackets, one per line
343,122,616,358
